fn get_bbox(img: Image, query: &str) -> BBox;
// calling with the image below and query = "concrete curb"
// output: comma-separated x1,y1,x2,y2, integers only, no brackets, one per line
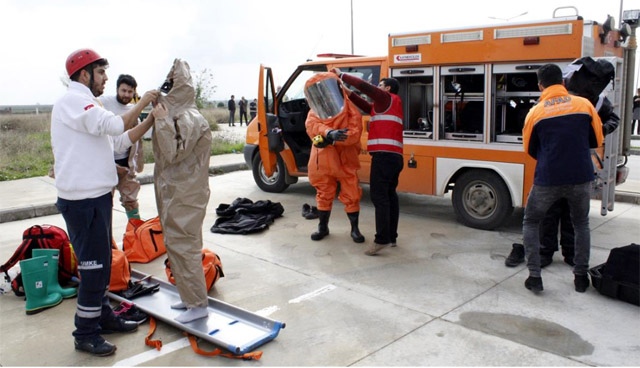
0,204,61,223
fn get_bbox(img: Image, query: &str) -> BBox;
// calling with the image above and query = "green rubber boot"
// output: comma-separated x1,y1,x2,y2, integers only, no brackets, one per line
126,208,141,220
32,249,77,299
19,256,63,315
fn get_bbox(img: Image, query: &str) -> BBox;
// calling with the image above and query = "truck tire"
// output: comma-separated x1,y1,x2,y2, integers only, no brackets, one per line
452,170,513,230
252,153,289,193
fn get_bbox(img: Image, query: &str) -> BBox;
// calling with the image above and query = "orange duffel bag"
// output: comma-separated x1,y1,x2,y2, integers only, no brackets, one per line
164,249,224,291
123,217,166,263
109,239,131,292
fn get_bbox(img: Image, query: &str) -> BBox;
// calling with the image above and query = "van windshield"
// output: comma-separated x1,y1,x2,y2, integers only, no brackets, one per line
282,64,381,106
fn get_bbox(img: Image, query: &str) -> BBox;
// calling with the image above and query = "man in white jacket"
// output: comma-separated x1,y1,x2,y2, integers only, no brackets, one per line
51,48,165,357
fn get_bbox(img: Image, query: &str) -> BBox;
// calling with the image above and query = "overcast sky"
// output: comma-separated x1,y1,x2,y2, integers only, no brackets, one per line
0,0,636,106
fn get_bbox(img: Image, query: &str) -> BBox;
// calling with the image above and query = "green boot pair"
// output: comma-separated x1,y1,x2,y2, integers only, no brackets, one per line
19,249,77,315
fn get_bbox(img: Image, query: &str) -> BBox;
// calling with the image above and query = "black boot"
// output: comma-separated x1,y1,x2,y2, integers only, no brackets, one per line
505,243,525,267
311,210,330,241
347,212,365,243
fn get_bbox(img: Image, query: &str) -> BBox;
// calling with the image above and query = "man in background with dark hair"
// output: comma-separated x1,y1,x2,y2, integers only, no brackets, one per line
228,94,236,126
521,63,603,294
238,96,248,126
100,74,144,219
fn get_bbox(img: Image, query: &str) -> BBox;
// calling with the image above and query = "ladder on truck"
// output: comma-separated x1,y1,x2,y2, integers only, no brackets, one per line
593,56,625,216
594,128,621,215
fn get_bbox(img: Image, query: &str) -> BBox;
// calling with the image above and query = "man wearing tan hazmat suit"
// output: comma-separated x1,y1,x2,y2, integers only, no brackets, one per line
152,59,211,323
304,72,365,244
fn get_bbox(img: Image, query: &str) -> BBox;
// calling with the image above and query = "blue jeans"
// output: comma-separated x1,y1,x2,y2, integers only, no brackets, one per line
523,182,592,277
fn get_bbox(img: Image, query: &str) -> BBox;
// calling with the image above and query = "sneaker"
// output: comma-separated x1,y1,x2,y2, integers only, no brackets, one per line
365,242,390,256
540,254,553,268
113,302,148,325
524,276,544,293
574,274,590,293
100,316,139,334
505,243,525,267
74,337,116,357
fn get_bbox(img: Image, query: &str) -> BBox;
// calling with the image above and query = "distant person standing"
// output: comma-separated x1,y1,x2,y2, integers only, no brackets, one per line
238,96,248,126
99,74,144,220
228,95,236,126
249,98,257,120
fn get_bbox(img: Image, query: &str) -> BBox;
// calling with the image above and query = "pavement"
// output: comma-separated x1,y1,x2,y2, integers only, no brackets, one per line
1,152,639,366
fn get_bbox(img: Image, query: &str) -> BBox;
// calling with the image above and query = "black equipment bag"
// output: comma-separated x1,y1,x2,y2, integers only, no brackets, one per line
589,243,639,306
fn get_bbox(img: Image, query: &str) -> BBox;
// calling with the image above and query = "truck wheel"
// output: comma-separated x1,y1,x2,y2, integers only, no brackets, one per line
252,153,289,193
452,170,513,230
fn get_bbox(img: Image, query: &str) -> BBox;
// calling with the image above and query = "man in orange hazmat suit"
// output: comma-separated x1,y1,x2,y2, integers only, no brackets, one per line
304,72,365,243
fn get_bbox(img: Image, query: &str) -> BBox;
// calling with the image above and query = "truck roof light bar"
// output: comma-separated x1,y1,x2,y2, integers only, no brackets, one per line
494,23,573,39
392,35,431,47
441,30,484,43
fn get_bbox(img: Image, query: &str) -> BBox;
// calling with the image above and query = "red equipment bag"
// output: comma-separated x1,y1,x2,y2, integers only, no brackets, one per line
1,224,79,296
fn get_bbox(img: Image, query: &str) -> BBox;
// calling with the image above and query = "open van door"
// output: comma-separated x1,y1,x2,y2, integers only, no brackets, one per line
257,65,278,177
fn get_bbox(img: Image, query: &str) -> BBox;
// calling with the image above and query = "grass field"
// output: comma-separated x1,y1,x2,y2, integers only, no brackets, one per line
0,108,244,181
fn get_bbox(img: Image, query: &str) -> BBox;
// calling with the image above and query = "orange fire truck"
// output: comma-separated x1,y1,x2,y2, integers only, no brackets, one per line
244,7,631,230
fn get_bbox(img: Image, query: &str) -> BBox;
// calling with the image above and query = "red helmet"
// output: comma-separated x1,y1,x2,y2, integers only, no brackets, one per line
65,48,104,77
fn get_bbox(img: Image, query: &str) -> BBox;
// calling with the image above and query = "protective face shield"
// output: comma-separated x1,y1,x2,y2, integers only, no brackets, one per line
304,73,345,120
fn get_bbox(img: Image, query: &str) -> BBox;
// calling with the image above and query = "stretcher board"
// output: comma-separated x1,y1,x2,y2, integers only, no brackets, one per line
108,269,285,355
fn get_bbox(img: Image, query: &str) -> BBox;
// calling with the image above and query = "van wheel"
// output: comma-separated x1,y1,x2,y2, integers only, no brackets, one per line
452,170,513,230
252,154,289,193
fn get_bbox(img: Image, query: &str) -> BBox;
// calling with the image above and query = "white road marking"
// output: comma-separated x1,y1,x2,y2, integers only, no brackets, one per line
113,337,191,366
288,284,336,304
255,305,280,317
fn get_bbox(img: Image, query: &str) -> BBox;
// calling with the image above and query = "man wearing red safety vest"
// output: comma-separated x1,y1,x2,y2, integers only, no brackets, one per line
331,68,404,256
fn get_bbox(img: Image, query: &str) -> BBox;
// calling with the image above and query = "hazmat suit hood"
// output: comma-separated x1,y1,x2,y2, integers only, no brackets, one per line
564,57,615,105
304,73,345,120
151,58,211,307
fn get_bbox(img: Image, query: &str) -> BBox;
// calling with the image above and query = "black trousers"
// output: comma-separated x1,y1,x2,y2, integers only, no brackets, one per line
369,152,404,244
539,197,575,258
57,192,115,341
